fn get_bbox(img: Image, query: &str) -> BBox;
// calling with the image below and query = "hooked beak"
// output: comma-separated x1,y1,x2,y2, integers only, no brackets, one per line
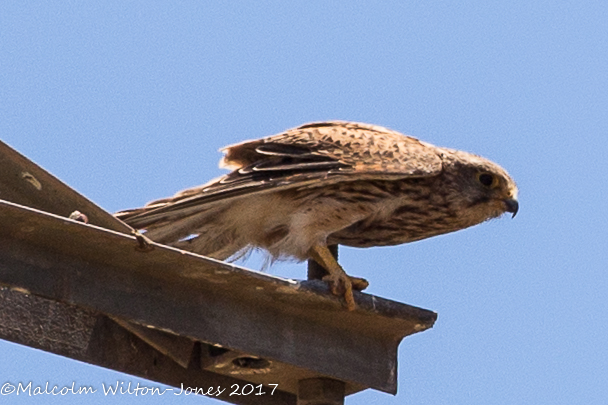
504,198,519,218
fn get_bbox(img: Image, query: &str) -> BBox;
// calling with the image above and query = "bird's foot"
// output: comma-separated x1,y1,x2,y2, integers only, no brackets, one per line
308,244,368,311
321,274,367,310
322,272,356,311
348,275,369,291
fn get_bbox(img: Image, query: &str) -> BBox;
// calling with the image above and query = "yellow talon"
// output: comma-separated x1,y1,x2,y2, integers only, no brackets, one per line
309,244,367,311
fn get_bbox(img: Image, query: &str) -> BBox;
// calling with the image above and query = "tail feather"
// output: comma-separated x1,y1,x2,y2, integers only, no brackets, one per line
117,201,247,260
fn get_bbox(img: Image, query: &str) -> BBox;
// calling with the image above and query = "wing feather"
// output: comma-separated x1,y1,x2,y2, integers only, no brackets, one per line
116,121,442,229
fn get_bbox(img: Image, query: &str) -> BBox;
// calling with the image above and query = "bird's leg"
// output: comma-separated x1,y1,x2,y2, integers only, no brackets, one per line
308,245,369,291
308,244,369,311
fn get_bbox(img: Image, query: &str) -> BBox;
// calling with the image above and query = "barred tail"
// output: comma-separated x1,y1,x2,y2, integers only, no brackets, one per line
115,202,247,261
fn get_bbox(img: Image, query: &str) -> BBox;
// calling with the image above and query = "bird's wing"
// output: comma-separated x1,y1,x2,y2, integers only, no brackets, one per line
222,121,441,176
116,121,442,228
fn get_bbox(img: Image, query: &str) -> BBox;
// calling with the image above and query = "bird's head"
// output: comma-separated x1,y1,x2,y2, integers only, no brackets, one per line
439,149,519,226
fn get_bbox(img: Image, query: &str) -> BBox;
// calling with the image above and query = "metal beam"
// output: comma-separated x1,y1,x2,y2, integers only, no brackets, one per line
0,287,296,404
0,138,437,401
0,138,203,367
298,378,345,405
0,199,435,394
0,139,130,233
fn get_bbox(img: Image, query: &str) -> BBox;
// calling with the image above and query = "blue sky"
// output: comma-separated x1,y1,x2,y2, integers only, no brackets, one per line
1,1,607,404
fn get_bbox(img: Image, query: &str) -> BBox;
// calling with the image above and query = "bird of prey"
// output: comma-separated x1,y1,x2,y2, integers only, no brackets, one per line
116,121,518,310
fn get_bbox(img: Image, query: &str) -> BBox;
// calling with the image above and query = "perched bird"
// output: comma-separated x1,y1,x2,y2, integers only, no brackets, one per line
116,121,518,310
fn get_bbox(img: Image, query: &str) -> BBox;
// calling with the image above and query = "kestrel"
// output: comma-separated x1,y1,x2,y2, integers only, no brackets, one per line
116,121,518,310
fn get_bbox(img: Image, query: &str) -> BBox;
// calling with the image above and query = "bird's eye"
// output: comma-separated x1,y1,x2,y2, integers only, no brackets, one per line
477,172,497,188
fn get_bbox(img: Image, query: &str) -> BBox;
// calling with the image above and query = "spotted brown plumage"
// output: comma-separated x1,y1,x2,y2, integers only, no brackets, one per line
116,121,519,310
